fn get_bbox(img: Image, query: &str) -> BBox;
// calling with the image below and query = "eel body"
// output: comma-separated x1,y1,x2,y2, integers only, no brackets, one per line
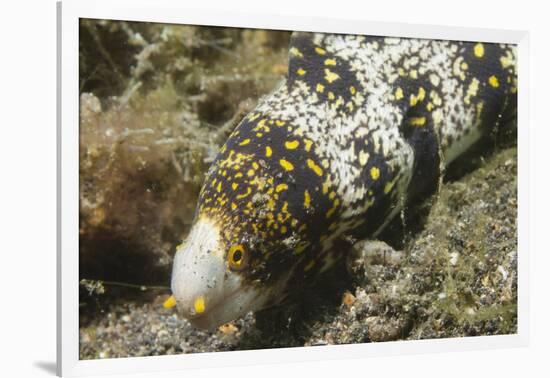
169,32,517,329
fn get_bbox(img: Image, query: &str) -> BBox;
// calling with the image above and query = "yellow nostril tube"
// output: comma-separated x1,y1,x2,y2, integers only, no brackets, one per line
163,295,177,309
194,296,206,314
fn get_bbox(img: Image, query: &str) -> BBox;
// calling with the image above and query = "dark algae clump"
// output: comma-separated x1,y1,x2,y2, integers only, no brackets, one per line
78,19,517,359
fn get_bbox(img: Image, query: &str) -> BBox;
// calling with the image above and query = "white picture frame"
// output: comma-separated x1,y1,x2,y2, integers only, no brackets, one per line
57,0,530,376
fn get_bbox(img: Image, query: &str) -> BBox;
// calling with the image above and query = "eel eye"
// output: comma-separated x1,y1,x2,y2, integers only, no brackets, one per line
228,244,248,271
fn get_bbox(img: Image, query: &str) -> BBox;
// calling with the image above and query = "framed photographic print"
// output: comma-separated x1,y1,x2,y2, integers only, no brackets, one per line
57,0,529,376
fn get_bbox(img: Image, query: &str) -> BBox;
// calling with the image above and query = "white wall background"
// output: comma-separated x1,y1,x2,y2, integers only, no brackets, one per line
1,0,547,377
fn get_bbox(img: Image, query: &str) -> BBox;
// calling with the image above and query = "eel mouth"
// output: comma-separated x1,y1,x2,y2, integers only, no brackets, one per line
181,288,252,330
170,281,269,330
177,267,296,330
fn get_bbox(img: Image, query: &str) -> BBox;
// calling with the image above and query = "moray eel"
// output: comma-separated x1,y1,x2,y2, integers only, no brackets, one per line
168,32,517,329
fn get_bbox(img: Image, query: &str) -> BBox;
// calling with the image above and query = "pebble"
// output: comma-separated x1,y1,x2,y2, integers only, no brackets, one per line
342,291,356,308
449,252,459,266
